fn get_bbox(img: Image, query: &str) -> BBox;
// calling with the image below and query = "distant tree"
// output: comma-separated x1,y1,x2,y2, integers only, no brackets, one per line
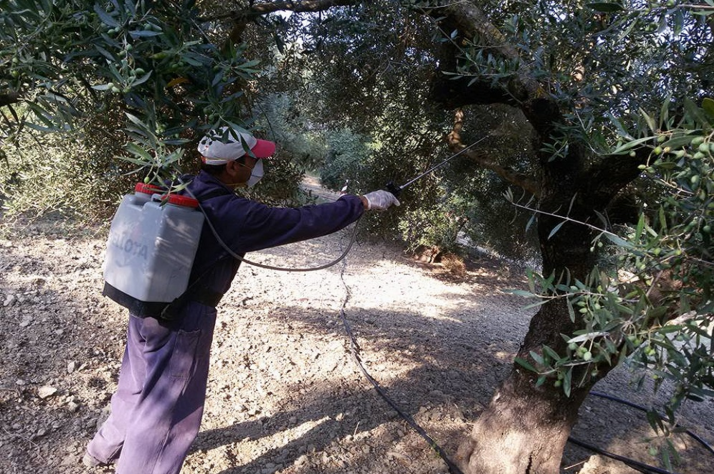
252,2,540,256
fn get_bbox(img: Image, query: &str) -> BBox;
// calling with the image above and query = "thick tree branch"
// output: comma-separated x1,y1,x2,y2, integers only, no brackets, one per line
199,0,357,23
425,1,563,141
427,1,547,102
426,2,645,216
0,92,21,108
583,147,650,207
429,76,519,109
448,108,540,196
208,0,359,50
473,152,541,197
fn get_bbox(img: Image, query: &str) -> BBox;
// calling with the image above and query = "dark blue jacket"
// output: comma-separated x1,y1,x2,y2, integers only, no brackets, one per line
185,171,364,295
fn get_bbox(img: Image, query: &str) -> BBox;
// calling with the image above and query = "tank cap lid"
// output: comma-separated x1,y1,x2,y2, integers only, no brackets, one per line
135,182,165,195
164,194,199,208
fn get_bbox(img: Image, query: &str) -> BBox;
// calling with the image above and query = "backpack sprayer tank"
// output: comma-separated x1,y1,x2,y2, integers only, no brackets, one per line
102,183,205,316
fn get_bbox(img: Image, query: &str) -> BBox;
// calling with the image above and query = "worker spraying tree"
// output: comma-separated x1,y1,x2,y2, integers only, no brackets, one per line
85,127,400,473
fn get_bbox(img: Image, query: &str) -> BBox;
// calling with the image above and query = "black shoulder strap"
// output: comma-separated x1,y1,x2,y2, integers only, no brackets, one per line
159,186,235,320
194,187,234,202
160,255,233,320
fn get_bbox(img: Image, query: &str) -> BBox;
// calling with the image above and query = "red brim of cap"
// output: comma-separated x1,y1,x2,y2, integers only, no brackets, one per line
251,139,276,158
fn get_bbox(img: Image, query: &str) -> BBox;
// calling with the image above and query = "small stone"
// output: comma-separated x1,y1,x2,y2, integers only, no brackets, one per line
60,454,79,466
38,386,58,399
67,402,79,412
67,361,76,374
4,294,16,306
16,379,26,386
19,317,32,328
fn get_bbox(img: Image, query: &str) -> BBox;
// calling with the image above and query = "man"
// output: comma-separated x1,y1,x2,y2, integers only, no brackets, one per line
83,127,399,473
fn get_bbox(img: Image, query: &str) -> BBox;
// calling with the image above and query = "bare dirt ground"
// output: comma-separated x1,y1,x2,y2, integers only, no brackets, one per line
1,180,713,474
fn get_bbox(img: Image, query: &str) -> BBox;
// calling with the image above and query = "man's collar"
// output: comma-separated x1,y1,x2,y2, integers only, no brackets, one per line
198,170,237,194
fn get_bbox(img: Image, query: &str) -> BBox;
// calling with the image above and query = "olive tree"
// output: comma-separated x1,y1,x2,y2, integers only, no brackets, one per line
417,1,714,472
0,0,270,217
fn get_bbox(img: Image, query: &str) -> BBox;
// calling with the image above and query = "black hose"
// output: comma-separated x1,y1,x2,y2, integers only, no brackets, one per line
183,177,363,272
567,436,680,474
340,308,465,474
566,390,714,474
589,391,714,456
336,241,464,474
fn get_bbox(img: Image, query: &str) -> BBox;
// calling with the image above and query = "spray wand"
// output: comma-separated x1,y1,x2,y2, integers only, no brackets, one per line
385,137,487,197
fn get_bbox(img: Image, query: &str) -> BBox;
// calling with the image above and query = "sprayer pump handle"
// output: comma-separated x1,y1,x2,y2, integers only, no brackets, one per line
385,181,402,197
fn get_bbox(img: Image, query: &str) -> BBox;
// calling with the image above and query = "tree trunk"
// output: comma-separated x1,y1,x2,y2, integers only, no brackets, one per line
458,296,599,473
458,173,612,473
421,6,649,470
457,364,589,473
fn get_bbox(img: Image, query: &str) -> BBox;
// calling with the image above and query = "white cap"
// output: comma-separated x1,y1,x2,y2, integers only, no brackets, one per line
198,127,276,165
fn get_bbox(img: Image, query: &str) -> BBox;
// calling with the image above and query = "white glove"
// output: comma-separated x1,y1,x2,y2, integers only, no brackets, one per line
363,190,400,211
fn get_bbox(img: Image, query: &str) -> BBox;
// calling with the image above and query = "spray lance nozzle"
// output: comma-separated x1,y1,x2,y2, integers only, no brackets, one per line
383,137,487,198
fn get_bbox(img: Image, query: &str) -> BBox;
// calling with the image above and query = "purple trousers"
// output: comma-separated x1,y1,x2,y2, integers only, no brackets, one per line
87,302,217,474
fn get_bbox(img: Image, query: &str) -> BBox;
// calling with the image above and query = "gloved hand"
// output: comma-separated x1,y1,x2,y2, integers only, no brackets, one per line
362,190,400,211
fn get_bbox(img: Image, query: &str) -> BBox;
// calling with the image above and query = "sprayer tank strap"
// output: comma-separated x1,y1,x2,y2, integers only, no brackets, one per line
102,282,224,319
157,185,237,320
193,188,236,202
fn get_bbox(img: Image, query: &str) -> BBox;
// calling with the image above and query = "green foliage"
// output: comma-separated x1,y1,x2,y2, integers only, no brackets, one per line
319,129,370,191
398,204,465,253
449,1,714,160
0,0,316,215
0,0,264,194
254,2,451,246
627,103,714,416
256,93,327,172
0,121,135,220
444,109,541,261
260,4,542,256
2,0,258,134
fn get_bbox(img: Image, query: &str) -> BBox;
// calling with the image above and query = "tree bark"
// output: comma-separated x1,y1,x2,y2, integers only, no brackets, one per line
457,363,589,473
457,205,620,473
458,166,602,472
